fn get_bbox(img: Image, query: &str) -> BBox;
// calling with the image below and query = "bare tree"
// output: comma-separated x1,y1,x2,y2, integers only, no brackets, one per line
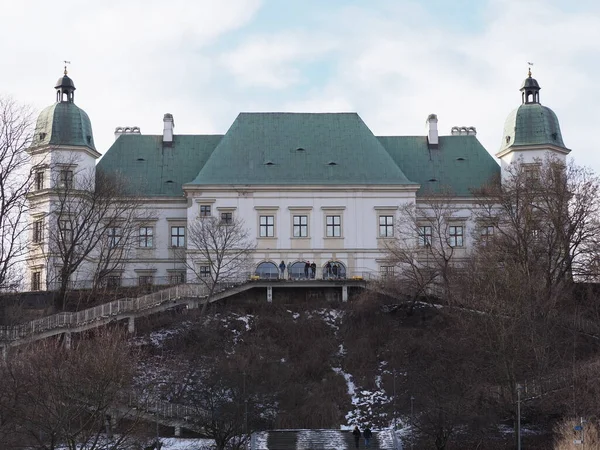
0,97,33,290
0,331,148,450
383,195,468,308
471,156,600,303
185,215,255,314
45,162,144,307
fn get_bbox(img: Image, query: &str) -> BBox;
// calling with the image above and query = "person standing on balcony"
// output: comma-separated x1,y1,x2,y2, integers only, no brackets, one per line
325,261,331,279
279,261,286,280
310,262,316,279
304,261,310,279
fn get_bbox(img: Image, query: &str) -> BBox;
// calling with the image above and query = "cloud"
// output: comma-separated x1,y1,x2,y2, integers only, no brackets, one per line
2,0,600,172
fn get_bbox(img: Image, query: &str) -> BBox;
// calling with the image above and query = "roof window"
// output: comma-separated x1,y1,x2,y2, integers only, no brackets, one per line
428,178,438,182
136,158,145,162
296,147,305,152
456,157,466,161
328,161,337,166
165,180,174,184
264,161,275,166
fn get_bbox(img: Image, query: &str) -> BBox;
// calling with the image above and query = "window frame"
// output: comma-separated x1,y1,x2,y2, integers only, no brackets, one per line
448,225,464,248
199,265,210,278
35,171,44,190
138,275,154,286
378,215,394,238
199,205,212,217
418,225,432,247
31,271,41,291
170,226,186,248
107,226,122,248
139,226,153,248
220,212,233,225
105,275,121,288
326,215,341,237
293,215,308,238
33,219,44,243
59,219,73,244
59,169,74,189
169,272,186,284
259,215,275,238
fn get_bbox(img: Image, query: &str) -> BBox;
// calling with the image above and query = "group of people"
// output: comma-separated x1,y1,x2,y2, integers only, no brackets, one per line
276,260,343,280
352,426,373,448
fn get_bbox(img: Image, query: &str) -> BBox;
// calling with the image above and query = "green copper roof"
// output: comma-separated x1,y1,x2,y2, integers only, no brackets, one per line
378,135,500,197
97,134,222,196
500,103,565,151
187,113,415,187
31,102,96,150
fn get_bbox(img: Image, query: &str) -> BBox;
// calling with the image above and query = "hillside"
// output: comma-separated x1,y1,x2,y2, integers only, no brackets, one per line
129,289,584,450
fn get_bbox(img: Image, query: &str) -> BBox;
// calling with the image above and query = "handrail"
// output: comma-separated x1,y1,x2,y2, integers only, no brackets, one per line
0,279,249,343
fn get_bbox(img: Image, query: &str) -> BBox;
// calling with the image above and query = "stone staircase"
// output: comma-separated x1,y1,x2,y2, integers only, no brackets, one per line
251,429,400,450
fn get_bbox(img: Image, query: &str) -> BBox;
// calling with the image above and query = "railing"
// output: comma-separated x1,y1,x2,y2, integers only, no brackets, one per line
0,279,248,343
1,270,378,344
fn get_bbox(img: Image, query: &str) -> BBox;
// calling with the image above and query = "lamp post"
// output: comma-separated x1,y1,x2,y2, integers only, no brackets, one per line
516,384,522,450
392,369,397,430
410,395,415,450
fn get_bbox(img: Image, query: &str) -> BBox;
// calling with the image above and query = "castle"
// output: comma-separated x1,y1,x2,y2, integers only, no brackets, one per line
25,69,569,290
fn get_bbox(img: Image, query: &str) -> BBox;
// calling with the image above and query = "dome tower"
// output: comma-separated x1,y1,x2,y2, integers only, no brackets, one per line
496,69,570,174
26,68,101,292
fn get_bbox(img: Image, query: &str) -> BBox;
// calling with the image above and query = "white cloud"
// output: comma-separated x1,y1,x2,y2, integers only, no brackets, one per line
2,0,600,172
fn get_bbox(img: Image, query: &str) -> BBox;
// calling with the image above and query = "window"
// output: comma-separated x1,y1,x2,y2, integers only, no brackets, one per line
326,215,341,237
59,169,73,189
105,276,121,288
524,165,540,183
35,171,44,190
418,226,432,247
481,225,494,243
259,215,274,237
199,266,210,278
169,272,185,284
293,215,308,237
380,266,395,277
33,219,44,243
379,215,394,237
448,226,464,247
138,275,153,286
200,205,212,217
139,227,153,248
32,271,41,291
107,227,122,248
220,212,233,225
60,219,73,244
171,226,185,247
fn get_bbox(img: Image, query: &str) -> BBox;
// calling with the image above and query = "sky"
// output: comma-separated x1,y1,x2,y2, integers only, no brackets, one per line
1,0,600,170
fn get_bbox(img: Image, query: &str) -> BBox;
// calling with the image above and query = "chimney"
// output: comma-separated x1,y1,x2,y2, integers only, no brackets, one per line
426,114,438,148
163,113,174,145
451,126,477,136
114,126,141,140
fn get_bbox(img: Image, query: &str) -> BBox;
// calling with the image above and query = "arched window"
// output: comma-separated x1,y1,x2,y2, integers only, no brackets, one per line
323,261,347,279
255,262,278,280
289,261,307,279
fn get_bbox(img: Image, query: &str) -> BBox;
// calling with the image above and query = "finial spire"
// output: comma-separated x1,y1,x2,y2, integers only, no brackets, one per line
63,60,71,75
527,61,534,78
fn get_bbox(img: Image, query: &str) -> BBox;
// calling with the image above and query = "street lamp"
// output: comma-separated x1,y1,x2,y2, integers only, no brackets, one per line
410,395,415,450
516,384,522,450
